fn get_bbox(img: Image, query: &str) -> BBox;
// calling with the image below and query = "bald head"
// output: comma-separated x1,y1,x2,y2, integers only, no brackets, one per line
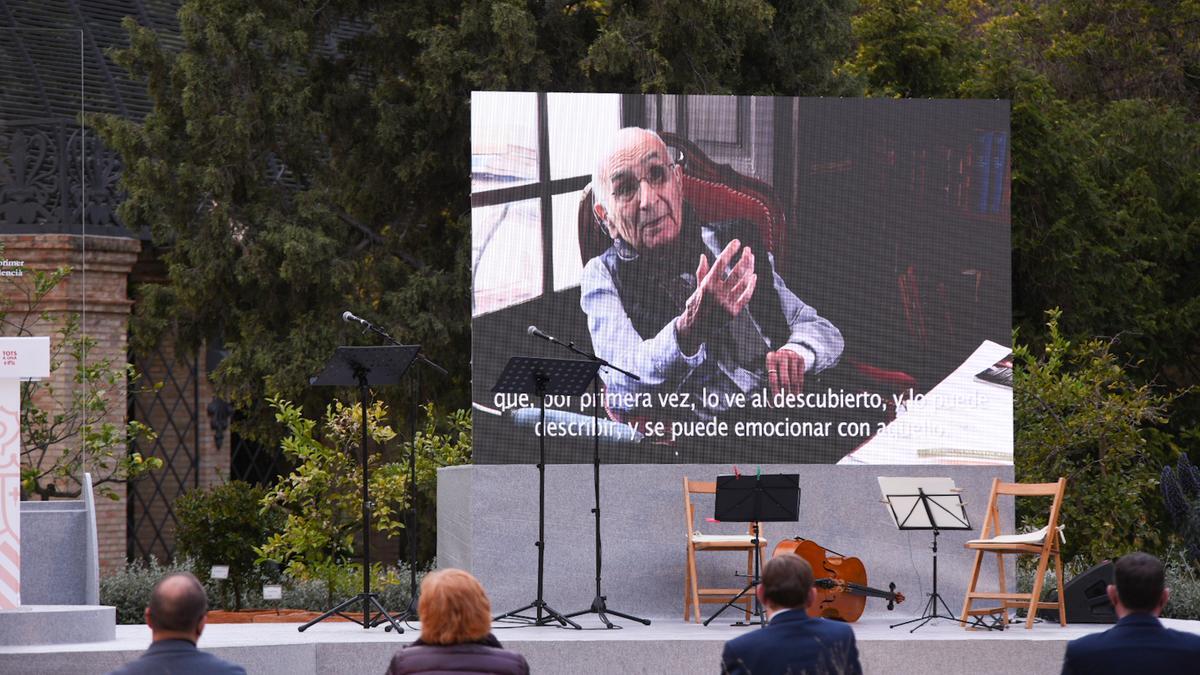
593,128,670,200
146,572,208,635
592,127,684,252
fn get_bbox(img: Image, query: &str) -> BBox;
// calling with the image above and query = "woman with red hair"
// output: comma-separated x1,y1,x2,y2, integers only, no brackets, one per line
385,569,529,675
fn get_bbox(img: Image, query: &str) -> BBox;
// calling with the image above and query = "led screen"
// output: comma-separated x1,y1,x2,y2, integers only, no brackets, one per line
471,93,1011,465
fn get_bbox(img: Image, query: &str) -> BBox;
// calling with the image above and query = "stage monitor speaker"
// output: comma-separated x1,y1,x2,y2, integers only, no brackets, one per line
1039,561,1116,624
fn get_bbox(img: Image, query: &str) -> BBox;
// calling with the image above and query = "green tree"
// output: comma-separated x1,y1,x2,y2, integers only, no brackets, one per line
175,480,284,610
847,0,1200,438
582,0,859,94
94,1,862,444
0,252,160,500
258,397,406,607
1015,310,1180,562
841,0,979,97
989,0,1200,111
957,5,1200,433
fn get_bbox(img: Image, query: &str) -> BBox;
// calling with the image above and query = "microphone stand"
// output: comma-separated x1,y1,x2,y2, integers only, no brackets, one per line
355,318,448,379
348,316,447,629
534,331,651,628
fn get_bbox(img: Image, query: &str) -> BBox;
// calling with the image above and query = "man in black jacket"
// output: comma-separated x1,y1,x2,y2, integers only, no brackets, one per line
721,553,862,675
108,572,245,675
1062,552,1200,674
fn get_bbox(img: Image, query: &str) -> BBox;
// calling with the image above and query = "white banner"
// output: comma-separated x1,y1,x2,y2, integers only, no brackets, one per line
0,336,51,608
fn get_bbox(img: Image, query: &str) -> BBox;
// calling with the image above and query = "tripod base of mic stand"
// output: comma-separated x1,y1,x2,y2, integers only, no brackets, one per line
889,592,992,633
383,593,419,632
704,582,765,627
565,595,651,629
495,599,582,629
298,593,404,633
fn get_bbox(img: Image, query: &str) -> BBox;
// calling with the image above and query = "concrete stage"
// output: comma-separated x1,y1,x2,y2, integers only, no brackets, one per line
4,614,1196,674
438,464,1016,621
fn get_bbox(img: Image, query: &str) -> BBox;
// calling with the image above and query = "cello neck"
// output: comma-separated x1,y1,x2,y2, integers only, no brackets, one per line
815,578,897,602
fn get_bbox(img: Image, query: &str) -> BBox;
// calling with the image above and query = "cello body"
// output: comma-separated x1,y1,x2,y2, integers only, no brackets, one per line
772,538,903,623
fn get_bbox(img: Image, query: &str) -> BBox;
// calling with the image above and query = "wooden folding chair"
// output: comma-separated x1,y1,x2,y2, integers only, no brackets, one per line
682,477,767,624
960,477,1068,629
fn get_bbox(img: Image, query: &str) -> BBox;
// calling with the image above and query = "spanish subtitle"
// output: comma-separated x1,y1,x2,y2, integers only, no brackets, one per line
490,386,986,442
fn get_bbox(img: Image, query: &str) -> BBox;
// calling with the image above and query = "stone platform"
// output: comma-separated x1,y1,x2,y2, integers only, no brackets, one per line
0,605,115,646
0,614,1185,674
438,463,1015,620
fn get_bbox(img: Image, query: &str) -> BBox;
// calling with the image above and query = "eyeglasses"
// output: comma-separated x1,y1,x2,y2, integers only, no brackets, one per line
610,162,676,205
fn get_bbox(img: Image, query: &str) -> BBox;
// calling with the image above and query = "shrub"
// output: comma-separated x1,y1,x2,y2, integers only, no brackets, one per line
99,558,426,622
1163,551,1200,621
1016,549,1200,622
259,397,407,607
99,558,210,624
257,396,468,609
175,480,284,610
1015,310,1179,563
1017,555,1091,605
1161,455,1200,564
404,404,472,565
280,562,424,611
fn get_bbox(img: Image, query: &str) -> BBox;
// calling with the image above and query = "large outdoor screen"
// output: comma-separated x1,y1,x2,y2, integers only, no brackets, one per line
471,93,1011,465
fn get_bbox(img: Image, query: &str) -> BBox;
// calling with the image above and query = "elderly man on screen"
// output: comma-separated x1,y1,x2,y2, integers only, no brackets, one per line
580,127,843,423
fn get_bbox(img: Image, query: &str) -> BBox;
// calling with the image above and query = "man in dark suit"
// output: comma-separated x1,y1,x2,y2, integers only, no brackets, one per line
108,572,245,675
721,553,862,675
1062,552,1200,674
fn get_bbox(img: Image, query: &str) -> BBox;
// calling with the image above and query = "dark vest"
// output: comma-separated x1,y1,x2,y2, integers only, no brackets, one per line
607,215,791,348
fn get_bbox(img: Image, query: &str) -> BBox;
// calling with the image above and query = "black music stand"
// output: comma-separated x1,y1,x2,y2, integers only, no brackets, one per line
298,345,419,634
704,473,801,627
339,314,448,630
536,336,649,629
492,356,599,629
878,477,981,632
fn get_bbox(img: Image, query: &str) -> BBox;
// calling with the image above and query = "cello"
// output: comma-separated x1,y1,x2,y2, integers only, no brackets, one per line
773,538,905,623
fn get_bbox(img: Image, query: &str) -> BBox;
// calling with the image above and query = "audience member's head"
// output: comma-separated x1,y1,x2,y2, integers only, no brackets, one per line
417,568,493,645
1110,552,1168,616
145,572,209,641
758,553,815,613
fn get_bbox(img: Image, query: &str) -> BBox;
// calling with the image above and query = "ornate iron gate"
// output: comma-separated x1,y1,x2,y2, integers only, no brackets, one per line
126,341,199,562
230,424,287,487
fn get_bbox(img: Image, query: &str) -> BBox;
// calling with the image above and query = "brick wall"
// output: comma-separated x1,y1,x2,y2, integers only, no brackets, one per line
1,234,140,574
4,234,237,574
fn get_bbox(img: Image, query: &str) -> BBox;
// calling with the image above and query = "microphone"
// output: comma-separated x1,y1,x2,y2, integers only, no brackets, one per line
527,325,559,344
342,311,372,329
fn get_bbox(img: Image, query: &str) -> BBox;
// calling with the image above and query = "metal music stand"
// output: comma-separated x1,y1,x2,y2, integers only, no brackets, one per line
878,476,981,632
704,473,801,627
346,317,448,631
299,345,419,634
492,356,600,629
530,331,649,629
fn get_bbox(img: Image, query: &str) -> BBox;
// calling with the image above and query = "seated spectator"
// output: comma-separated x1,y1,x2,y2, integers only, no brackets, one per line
1062,552,1200,674
108,571,245,675
721,553,861,675
385,569,529,675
